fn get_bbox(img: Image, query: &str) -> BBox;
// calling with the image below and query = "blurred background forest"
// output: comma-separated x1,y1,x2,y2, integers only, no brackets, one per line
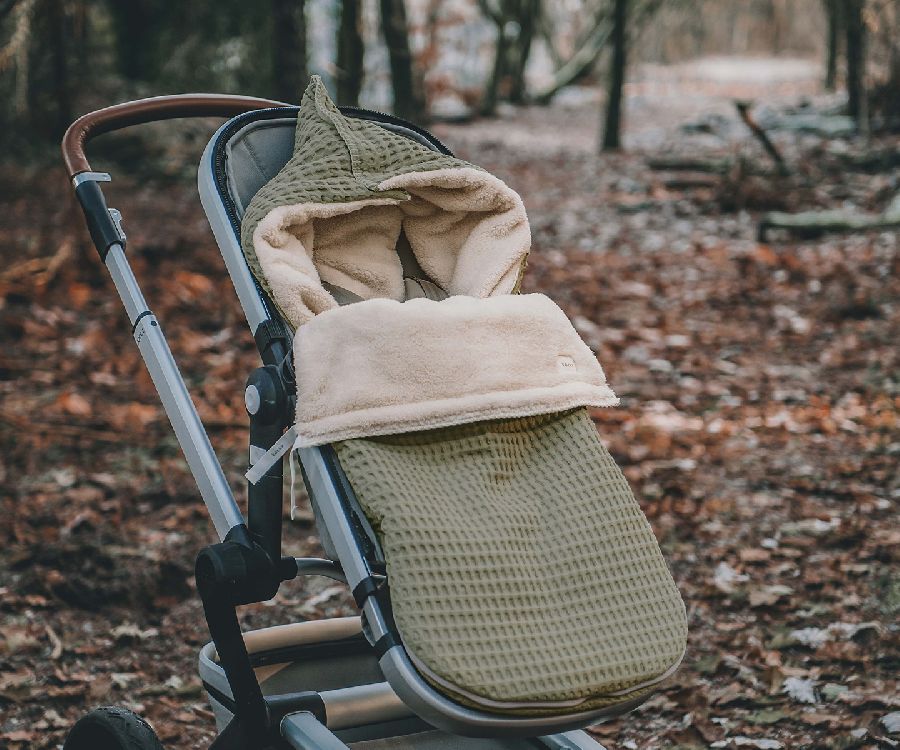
1,1,898,749
1,0,899,149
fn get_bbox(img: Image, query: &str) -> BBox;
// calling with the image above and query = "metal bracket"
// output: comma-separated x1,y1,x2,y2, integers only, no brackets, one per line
108,208,126,245
72,171,111,188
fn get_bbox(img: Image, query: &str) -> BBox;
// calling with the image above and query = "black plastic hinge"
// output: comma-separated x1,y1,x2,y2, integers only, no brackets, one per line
372,632,401,658
351,575,386,609
74,179,126,261
253,319,289,365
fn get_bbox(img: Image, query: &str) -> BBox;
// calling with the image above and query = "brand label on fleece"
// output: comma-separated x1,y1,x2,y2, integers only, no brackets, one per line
557,355,577,373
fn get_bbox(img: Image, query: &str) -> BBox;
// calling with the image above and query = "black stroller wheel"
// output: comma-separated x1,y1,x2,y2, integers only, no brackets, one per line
64,706,164,750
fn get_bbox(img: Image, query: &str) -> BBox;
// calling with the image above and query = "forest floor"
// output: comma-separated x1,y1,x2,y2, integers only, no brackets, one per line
0,58,897,749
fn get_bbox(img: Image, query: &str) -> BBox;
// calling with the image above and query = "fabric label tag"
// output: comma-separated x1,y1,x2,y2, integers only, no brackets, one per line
557,355,577,373
245,426,298,485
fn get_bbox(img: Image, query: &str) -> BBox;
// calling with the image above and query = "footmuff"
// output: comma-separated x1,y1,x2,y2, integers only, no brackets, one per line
242,77,688,716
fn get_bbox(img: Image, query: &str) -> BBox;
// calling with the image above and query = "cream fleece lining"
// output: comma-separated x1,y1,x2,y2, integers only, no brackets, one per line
252,167,530,328
292,293,618,447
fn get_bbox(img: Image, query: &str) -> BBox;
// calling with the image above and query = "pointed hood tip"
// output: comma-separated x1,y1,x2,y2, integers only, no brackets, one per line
301,75,338,112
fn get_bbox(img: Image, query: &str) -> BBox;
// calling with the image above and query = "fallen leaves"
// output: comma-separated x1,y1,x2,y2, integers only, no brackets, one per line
882,712,900,734
749,584,794,608
56,390,93,417
1,70,897,750
782,677,819,705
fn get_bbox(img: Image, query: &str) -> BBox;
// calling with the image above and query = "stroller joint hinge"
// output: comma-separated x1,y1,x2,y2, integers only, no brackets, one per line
74,178,126,260
253,319,291,367
196,526,300,748
196,523,296,606
246,366,290,563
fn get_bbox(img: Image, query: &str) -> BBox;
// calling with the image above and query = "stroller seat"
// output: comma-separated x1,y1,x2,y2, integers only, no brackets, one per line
199,77,686,738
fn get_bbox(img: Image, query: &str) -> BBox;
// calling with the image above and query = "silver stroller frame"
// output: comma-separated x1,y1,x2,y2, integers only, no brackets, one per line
62,95,631,750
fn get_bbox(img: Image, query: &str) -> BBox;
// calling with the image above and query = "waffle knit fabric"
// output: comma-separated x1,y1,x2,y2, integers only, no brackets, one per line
240,76,529,327
333,408,687,715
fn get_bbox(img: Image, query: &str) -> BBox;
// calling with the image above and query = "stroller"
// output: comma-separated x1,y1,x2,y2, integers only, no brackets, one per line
60,79,687,750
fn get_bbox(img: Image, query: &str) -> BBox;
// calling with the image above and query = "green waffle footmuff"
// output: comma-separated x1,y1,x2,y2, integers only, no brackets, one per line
241,76,688,718
333,409,687,716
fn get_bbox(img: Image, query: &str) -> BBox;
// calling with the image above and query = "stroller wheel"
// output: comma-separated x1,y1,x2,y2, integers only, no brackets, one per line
64,706,164,750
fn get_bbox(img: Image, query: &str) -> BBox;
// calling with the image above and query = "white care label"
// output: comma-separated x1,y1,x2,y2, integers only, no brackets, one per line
245,425,298,485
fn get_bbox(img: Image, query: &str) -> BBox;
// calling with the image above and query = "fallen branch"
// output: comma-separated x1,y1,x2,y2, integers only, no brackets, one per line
838,147,900,173
0,238,73,292
735,101,790,176
647,157,732,174
662,174,720,190
765,113,856,138
758,194,900,241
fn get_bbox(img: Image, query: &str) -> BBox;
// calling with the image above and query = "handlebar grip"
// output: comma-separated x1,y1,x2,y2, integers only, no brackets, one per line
62,93,288,178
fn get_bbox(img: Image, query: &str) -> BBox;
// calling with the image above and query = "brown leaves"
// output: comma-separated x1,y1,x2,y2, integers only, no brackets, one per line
56,390,92,417
1,69,897,750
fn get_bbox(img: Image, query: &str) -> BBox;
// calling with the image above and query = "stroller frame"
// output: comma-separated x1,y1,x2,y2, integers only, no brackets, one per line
62,95,628,750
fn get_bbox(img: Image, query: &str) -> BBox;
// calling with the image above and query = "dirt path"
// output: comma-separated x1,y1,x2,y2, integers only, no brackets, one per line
1,58,897,749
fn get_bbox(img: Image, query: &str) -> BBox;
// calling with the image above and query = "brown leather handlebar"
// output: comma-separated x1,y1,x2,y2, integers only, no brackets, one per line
62,93,289,178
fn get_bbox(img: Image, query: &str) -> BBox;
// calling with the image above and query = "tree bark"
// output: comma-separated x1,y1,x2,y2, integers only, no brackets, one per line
843,0,867,128
336,0,364,106
271,0,307,103
380,0,425,122
601,0,628,151
47,0,70,137
106,0,163,81
508,0,539,104
480,0,512,116
824,0,841,90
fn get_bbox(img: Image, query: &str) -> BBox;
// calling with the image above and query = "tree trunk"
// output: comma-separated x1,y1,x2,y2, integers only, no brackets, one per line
508,0,539,104
824,0,841,90
601,0,628,151
47,0,70,137
106,0,161,81
380,0,426,122
844,0,867,128
481,10,511,115
271,0,307,103
336,0,364,106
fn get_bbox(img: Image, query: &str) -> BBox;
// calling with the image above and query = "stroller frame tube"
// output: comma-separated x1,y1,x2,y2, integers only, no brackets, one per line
105,239,244,539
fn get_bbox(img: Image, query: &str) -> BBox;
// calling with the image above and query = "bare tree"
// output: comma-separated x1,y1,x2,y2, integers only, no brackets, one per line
478,0,540,114
336,0,364,106
843,0,867,128
508,0,540,104
601,0,627,151
479,0,512,115
823,0,842,90
46,0,70,135
380,0,425,122
271,0,307,103
532,13,611,104
532,0,663,106
106,0,157,81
